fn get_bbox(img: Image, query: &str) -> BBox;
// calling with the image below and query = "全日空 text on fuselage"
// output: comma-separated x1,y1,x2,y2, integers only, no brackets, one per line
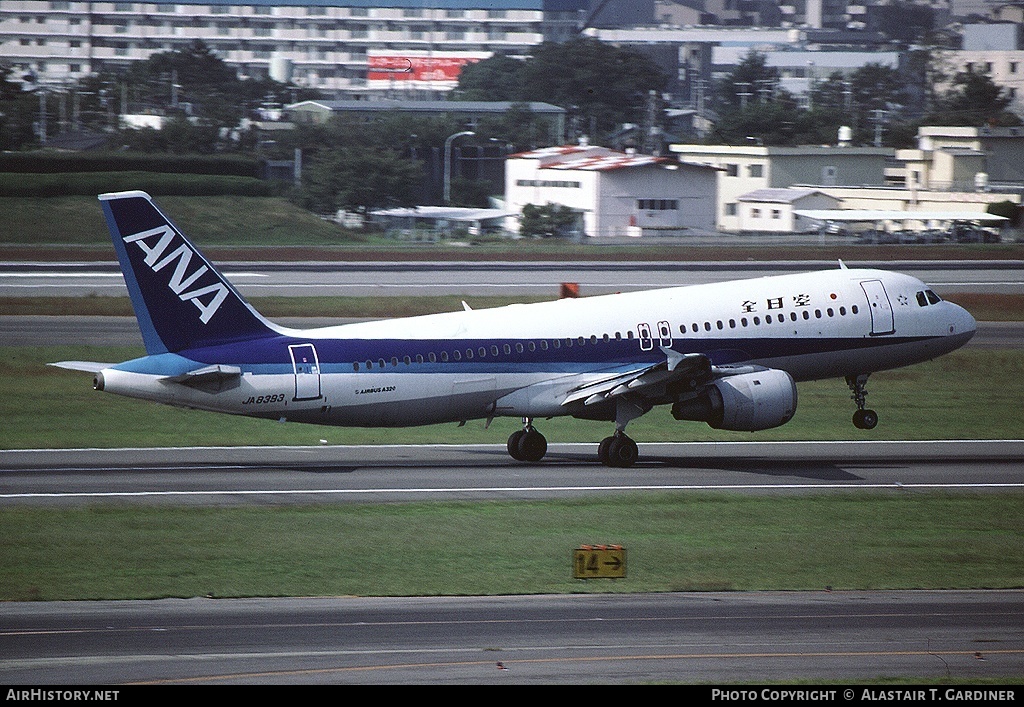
55,191,976,467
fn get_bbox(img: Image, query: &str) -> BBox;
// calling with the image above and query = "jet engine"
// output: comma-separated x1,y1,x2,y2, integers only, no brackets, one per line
670,369,797,431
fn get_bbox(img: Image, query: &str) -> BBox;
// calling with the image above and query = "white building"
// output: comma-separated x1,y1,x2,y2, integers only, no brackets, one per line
736,187,840,233
0,0,581,97
505,143,718,237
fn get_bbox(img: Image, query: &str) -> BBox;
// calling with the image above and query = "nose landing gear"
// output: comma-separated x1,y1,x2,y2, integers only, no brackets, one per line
846,374,879,430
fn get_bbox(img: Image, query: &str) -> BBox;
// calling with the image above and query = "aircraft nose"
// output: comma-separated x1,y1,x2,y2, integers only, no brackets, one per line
948,301,977,339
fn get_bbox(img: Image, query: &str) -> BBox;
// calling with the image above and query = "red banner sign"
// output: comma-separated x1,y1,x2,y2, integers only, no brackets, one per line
367,55,482,83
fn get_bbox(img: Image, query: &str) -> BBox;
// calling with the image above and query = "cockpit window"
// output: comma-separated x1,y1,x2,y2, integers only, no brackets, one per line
925,290,941,304
916,291,929,307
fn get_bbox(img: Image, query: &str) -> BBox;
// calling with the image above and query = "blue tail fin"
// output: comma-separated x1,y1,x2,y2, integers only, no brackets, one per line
100,190,277,354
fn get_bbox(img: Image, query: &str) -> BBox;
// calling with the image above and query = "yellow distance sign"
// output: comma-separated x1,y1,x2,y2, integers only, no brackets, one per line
573,545,626,579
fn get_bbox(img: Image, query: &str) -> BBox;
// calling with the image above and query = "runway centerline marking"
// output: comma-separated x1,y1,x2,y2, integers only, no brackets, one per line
3,482,1022,500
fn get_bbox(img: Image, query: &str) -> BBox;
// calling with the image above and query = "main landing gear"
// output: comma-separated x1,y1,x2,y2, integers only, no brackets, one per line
507,419,548,463
506,418,641,468
597,431,639,468
846,374,879,430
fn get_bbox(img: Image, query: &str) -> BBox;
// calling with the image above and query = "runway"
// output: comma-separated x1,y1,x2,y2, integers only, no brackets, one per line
1,591,1022,685
2,441,1022,507
2,259,1023,297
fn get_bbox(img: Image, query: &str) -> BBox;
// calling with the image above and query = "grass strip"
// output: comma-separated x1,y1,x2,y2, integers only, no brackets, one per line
0,494,1020,601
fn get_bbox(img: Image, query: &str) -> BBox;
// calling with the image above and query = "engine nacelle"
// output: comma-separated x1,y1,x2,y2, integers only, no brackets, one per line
671,369,797,431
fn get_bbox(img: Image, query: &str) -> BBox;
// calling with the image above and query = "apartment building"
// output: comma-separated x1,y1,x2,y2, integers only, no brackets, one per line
0,0,591,96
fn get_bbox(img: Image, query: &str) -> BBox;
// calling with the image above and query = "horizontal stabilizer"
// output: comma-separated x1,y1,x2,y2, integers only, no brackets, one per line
49,361,111,373
162,364,242,387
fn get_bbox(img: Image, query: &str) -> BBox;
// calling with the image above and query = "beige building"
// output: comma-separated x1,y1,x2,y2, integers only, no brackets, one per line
668,142,892,232
892,125,1024,188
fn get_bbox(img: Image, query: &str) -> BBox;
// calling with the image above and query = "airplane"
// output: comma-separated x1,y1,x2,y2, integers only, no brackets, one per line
53,190,977,467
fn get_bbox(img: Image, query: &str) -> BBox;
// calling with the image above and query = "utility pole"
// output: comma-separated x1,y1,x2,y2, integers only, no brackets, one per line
736,81,752,110
870,109,887,147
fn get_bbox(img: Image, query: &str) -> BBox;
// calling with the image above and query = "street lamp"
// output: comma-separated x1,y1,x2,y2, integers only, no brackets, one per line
443,130,474,205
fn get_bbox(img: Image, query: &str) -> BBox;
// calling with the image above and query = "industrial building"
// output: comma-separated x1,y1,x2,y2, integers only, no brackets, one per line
505,142,718,237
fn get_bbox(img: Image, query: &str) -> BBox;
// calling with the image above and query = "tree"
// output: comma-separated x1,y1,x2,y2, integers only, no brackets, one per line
518,203,580,238
0,65,36,149
113,40,310,152
298,147,423,219
712,51,782,115
452,55,525,102
808,63,911,146
454,38,666,142
926,71,1021,127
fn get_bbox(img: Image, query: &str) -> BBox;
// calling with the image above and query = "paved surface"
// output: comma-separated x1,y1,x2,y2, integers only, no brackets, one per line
1,591,1021,685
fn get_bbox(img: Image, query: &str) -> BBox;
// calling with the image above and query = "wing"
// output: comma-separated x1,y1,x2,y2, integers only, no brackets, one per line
562,347,713,408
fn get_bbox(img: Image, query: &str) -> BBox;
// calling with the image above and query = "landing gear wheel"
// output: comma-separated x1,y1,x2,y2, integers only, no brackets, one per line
507,429,527,461
600,434,639,468
507,427,547,463
597,436,615,465
518,428,548,462
853,408,879,430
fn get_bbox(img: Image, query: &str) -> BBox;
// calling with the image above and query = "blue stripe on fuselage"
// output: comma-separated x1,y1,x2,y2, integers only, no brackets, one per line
111,333,939,377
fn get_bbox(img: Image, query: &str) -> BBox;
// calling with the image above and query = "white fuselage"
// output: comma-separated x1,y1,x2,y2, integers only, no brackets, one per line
98,268,976,428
